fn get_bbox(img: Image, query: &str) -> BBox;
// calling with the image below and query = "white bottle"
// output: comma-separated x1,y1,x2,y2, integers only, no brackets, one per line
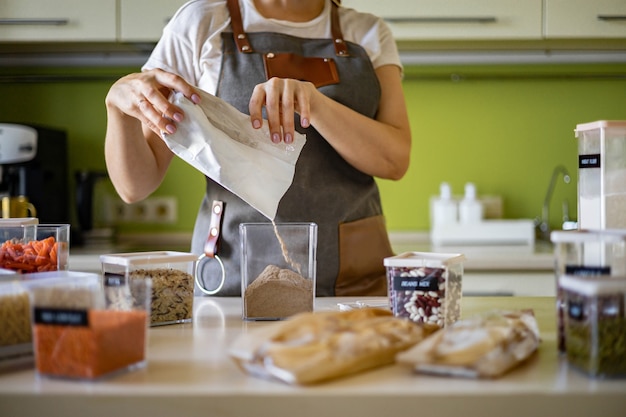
432,182,458,227
459,182,484,224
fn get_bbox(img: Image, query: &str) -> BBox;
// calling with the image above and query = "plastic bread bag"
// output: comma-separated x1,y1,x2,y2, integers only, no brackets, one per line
163,89,306,220
229,308,437,385
396,309,540,378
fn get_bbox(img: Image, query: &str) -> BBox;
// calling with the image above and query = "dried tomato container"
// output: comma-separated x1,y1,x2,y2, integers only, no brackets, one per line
29,274,150,380
560,274,626,378
384,252,465,328
551,229,626,353
100,251,197,326
0,223,70,273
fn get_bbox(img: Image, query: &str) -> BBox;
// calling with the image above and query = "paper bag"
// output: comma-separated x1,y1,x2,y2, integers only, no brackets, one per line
163,90,306,219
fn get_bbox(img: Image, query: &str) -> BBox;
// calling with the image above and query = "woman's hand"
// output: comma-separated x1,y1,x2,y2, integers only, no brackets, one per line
105,68,200,137
248,77,318,144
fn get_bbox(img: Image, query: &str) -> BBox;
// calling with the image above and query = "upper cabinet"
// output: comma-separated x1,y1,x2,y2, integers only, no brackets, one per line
342,0,543,40
0,0,116,42
545,0,626,39
119,0,188,42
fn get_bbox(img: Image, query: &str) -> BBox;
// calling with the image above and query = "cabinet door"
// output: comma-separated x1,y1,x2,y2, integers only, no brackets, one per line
545,0,626,39
120,0,188,42
342,0,543,40
0,0,116,42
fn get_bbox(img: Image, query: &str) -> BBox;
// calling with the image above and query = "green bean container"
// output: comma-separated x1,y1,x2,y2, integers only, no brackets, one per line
561,274,626,378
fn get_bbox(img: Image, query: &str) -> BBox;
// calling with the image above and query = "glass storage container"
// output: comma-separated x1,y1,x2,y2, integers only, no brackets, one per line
100,251,197,326
240,222,317,321
29,274,150,380
551,229,626,353
560,274,626,378
0,224,70,273
575,120,626,230
384,252,465,328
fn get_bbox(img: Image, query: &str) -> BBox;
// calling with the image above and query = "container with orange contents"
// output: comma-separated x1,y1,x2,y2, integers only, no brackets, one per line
28,274,150,379
100,251,197,326
0,271,99,370
0,224,70,274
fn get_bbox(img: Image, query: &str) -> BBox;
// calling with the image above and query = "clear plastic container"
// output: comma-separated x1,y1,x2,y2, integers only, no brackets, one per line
560,274,626,378
240,222,317,321
575,120,626,230
551,229,626,353
0,224,70,273
384,251,465,328
29,274,150,380
100,251,197,326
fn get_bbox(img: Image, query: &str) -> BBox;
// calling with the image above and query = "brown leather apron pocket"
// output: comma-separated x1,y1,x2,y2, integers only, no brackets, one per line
335,215,395,296
263,52,339,88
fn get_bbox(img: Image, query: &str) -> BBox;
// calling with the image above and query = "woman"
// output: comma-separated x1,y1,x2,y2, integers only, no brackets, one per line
104,0,411,296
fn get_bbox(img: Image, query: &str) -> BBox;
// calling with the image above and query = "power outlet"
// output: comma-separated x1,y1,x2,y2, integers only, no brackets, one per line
113,196,178,224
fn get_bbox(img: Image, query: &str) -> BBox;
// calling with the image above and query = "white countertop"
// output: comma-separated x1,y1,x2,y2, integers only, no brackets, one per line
1,296,624,417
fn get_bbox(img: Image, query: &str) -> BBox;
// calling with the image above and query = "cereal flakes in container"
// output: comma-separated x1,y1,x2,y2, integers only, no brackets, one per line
384,252,465,328
29,273,150,380
0,223,70,274
100,251,197,326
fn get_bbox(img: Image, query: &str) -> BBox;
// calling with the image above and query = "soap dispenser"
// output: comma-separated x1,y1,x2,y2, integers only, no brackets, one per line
432,182,458,227
459,182,484,224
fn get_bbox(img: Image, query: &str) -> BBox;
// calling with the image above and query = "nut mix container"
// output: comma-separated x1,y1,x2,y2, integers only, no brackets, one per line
560,274,626,378
0,224,70,273
551,229,626,353
575,120,626,230
29,273,151,380
384,252,465,328
99,251,197,326
240,222,317,321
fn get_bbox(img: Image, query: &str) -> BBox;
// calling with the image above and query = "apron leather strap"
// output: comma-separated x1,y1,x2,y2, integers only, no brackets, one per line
226,0,348,56
204,200,225,257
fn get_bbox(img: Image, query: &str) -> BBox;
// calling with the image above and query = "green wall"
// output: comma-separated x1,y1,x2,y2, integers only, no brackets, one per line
1,63,625,235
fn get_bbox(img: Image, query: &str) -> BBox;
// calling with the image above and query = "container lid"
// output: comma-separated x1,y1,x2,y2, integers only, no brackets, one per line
99,251,199,266
551,229,626,244
575,120,626,137
560,274,626,296
384,251,466,268
0,218,38,226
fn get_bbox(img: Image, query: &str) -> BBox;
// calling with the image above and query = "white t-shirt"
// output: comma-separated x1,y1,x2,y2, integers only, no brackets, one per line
143,0,401,95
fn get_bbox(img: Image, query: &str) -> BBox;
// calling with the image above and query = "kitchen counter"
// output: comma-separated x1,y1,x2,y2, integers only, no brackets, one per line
1,296,624,417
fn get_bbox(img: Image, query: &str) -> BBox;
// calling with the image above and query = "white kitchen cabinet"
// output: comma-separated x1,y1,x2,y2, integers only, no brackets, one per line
342,0,543,40
119,0,188,42
0,0,116,42
545,0,626,39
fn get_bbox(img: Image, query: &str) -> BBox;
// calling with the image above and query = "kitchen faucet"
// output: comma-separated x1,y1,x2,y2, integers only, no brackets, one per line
536,165,571,241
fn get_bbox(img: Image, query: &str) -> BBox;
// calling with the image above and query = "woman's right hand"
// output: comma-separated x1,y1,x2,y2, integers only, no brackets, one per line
105,68,200,137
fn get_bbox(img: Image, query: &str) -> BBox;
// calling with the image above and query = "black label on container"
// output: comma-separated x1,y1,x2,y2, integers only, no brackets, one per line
104,272,126,287
565,265,611,276
392,273,440,292
579,154,601,169
34,307,89,326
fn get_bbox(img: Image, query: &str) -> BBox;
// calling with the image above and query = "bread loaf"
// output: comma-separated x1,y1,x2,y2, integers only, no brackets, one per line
396,309,540,378
229,308,434,384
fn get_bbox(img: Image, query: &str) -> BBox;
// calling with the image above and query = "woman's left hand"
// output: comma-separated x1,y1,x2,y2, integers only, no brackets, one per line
248,77,318,144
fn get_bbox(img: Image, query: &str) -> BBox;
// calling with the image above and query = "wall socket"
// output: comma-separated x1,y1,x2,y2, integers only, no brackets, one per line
114,196,178,224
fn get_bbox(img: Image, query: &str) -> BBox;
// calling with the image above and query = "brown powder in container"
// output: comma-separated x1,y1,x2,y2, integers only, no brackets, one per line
244,265,313,319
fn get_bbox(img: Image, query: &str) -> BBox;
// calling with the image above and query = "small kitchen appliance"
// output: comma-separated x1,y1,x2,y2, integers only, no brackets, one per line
0,123,69,224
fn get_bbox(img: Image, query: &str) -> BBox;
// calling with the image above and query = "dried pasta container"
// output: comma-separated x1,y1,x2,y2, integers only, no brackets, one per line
0,223,70,273
560,274,626,378
384,252,465,328
100,251,197,326
551,229,626,353
29,274,150,380
0,281,32,368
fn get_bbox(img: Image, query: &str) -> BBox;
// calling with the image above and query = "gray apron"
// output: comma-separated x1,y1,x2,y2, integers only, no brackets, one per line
193,0,393,296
